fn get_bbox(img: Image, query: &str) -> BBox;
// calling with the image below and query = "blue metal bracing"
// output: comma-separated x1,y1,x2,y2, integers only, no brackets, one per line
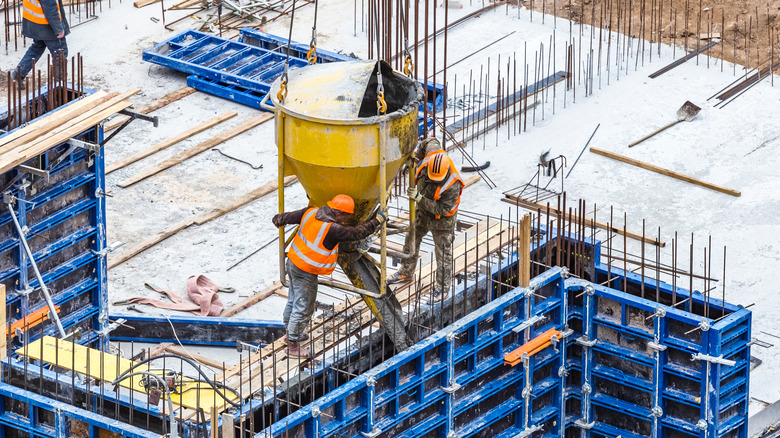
0,381,159,438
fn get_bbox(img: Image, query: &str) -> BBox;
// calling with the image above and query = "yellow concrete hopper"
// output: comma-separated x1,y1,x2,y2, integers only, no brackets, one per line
266,60,424,222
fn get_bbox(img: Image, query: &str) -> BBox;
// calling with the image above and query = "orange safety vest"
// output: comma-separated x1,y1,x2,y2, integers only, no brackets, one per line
416,150,463,219
287,208,339,275
23,0,61,25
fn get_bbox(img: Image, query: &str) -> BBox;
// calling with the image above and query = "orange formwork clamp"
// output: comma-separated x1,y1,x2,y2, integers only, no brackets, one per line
2,305,60,338
504,327,563,367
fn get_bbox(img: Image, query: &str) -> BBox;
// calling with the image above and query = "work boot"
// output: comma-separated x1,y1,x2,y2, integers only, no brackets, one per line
282,331,309,343
286,339,311,358
387,272,413,284
10,70,25,90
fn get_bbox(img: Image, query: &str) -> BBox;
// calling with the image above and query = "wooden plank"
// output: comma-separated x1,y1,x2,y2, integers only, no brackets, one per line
117,114,273,188
163,345,228,370
193,175,297,226
221,413,235,438
0,93,138,174
0,91,109,151
220,281,284,317
133,0,160,7
589,147,741,197
502,194,666,247
148,342,175,358
108,176,297,269
106,111,237,174
518,214,531,287
104,86,197,132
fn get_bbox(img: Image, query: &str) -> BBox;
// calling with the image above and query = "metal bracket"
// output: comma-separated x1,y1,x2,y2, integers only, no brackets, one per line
698,320,711,332
118,109,159,127
95,188,113,198
512,315,545,333
560,328,575,338
575,336,596,347
648,341,667,351
650,406,664,417
696,419,707,430
360,428,382,438
574,419,595,430
747,337,773,349
97,318,127,337
15,165,49,182
69,138,101,153
511,425,542,438
440,383,461,394
91,241,125,258
654,306,667,318
691,353,736,366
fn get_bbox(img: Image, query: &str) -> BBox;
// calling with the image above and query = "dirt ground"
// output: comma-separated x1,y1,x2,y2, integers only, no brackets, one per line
531,0,780,69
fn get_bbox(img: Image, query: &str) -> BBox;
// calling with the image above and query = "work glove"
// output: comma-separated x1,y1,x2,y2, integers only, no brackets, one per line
272,215,283,227
407,186,423,203
376,208,388,224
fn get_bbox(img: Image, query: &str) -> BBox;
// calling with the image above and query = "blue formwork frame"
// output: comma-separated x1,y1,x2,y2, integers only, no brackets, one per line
0,106,108,349
261,267,567,438
254,224,751,438
0,381,158,438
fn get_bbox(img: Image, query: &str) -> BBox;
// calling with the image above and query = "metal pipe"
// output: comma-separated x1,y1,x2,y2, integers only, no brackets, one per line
379,121,388,297
277,111,289,287
7,203,66,338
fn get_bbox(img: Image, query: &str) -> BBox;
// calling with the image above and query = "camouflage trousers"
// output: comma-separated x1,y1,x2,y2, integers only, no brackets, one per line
399,213,455,294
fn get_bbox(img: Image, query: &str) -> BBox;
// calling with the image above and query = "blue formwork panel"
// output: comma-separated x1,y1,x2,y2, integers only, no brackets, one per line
0,381,159,438
0,92,108,353
262,268,567,438
143,30,310,94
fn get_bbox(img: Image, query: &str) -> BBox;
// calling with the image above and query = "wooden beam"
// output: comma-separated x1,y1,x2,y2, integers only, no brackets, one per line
106,111,237,174
108,176,297,269
589,147,741,197
220,282,284,317
0,91,109,151
518,214,531,287
221,413,235,438
104,86,197,132
0,90,139,174
502,194,666,247
133,0,161,7
163,345,228,370
117,114,272,188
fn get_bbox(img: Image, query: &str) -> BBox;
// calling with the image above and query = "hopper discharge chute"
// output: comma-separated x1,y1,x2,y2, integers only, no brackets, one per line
264,60,424,350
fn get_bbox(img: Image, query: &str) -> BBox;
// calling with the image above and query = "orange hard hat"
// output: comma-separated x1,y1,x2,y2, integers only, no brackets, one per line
327,194,355,214
427,152,451,182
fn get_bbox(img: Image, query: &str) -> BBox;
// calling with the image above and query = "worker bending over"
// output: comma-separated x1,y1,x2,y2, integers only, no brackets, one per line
273,194,386,357
388,138,463,299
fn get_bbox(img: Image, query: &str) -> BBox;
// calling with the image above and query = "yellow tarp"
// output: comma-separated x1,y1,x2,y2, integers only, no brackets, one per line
17,336,237,413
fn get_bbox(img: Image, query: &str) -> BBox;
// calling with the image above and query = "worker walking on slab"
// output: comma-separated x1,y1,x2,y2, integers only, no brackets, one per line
273,194,387,357
11,0,69,88
388,138,463,299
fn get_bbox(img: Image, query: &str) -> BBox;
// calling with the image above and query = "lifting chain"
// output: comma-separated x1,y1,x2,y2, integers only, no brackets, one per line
402,36,414,77
308,0,319,64
279,0,297,103
278,68,289,102
376,62,387,115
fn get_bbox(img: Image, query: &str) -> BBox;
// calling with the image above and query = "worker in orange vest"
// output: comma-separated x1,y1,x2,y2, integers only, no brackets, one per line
388,138,463,300
272,194,387,357
11,0,69,89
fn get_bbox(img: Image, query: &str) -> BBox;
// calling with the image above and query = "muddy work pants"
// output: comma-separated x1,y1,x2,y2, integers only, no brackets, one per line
398,214,455,294
283,259,319,342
